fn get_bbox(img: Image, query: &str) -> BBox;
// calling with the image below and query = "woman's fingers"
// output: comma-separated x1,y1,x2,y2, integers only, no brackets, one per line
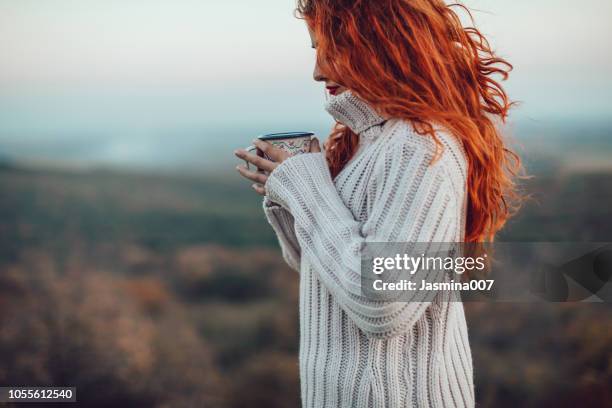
236,164,268,184
234,149,276,172
235,137,319,196
310,137,322,153
253,140,289,163
252,183,266,196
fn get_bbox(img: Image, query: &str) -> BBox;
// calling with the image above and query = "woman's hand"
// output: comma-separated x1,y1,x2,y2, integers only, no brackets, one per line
234,137,321,196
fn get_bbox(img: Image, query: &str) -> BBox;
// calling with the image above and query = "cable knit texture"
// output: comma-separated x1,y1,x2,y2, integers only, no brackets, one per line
262,90,474,407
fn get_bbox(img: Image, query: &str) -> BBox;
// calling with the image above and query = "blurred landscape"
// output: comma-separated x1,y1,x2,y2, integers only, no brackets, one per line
0,122,611,407
1,0,611,406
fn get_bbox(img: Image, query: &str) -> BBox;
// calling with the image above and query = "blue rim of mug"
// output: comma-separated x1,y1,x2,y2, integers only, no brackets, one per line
257,131,315,141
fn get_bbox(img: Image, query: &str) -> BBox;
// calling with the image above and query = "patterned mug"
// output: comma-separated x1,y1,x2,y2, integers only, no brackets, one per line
245,131,314,171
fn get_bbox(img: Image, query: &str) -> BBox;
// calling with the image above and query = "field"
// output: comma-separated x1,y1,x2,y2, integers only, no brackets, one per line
1,136,611,407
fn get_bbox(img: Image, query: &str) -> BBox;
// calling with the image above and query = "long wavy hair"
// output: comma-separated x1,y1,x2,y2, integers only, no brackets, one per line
296,0,524,243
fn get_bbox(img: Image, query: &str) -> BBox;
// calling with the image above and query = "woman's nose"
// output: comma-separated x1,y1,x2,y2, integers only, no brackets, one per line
313,60,326,83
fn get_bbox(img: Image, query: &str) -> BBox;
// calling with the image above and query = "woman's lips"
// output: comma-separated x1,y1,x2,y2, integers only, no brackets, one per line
326,86,339,95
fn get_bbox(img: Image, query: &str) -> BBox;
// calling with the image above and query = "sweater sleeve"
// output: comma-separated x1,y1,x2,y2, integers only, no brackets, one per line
262,196,301,272
264,137,461,339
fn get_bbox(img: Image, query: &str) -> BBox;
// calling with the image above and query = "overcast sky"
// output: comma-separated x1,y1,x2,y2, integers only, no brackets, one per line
0,0,610,167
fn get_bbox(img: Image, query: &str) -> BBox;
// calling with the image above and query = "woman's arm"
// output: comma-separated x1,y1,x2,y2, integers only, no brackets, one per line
265,133,463,339
262,196,301,272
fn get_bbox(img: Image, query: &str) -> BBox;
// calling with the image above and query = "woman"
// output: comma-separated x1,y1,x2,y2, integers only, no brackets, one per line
234,0,522,406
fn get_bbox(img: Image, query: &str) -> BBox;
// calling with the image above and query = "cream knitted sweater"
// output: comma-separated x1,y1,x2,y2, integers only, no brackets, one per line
262,91,474,408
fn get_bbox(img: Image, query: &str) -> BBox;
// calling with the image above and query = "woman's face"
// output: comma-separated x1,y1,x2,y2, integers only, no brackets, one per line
308,26,347,96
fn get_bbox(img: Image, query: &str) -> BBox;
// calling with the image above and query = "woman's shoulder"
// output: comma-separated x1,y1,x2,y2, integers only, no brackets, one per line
381,119,468,177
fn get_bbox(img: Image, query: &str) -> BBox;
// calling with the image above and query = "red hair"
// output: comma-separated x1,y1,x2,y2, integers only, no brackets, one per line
296,0,524,242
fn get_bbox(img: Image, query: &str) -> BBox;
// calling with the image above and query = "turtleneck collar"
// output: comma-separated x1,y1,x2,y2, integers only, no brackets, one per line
324,90,388,141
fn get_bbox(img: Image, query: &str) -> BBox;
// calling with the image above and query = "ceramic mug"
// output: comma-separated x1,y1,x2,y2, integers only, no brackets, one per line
244,131,314,171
